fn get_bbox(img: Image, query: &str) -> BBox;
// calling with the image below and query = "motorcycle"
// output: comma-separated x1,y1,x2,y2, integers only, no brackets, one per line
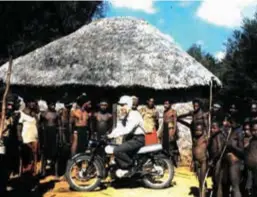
65,137,175,191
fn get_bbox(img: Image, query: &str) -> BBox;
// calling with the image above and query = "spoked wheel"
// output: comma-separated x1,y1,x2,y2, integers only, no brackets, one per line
65,156,102,191
142,157,174,189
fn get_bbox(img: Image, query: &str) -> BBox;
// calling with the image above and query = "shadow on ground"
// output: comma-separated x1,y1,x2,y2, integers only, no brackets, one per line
3,173,58,197
189,187,212,197
110,178,142,189
4,171,177,196
110,178,175,190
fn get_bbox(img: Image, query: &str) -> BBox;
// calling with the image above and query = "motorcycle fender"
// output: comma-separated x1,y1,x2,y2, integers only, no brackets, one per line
70,153,89,161
152,151,177,167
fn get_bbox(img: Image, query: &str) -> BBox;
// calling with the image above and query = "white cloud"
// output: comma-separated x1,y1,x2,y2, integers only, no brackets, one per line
197,0,257,28
111,0,156,14
178,1,194,7
215,51,226,61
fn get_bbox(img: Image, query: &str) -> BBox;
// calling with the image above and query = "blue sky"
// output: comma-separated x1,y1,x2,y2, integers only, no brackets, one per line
106,0,257,60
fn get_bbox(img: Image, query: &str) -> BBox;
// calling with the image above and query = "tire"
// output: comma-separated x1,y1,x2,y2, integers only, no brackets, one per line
65,155,102,191
142,157,174,189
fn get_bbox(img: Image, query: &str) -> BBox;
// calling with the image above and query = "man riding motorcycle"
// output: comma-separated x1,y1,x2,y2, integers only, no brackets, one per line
107,95,145,177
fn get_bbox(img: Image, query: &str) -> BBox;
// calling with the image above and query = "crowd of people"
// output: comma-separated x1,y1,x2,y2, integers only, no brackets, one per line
177,100,257,197
0,93,177,193
1,91,257,197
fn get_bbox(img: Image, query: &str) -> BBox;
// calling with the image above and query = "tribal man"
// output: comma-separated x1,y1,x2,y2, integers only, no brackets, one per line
92,100,112,140
132,96,139,111
250,102,257,122
159,100,179,164
221,117,244,197
245,121,257,197
211,103,225,124
58,100,72,146
208,121,225,197
228,103,241,126
139,98,159,145
82,99,93,140
178,99,208,197
242,118,252,197
18,98,39,176
40,101,60,177
70,97,90,156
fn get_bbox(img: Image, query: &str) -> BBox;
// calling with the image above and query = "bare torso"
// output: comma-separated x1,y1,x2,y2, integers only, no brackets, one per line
94,112,112,139
226,129,244,164
193,135,208,162
42,110,58,127
163,109,177,140
209,132,224,160
192,110,207,131
59,108,69,126
246,138,257,168
71,109,88,127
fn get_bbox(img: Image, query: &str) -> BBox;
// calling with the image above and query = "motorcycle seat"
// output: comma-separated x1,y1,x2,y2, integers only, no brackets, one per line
137,144,162,154
105,144,162,154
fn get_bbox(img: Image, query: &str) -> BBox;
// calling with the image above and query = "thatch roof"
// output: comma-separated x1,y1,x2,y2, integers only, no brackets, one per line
0,17,221,89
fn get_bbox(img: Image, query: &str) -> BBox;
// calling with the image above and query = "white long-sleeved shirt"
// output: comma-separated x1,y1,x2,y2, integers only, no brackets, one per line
109,110,145,138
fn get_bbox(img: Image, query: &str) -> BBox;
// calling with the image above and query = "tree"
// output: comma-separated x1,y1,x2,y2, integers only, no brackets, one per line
187,44,224,78
221,11,257,100
0,1,107,65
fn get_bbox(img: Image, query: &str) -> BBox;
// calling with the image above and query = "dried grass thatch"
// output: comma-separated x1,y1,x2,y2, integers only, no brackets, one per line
0,17,221,89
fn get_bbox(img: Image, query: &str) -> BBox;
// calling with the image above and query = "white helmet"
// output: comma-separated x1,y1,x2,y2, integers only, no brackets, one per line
118,95,133,109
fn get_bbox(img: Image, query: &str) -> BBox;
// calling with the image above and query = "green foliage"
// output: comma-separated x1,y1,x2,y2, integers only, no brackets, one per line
221,11,257,101
187,44,225,79
188,10,257,102
0,1,107,65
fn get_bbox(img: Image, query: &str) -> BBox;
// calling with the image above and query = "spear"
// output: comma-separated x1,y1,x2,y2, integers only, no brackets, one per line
200,77,214,197
207,77,214,139
0,57,13,139
201,127,232,197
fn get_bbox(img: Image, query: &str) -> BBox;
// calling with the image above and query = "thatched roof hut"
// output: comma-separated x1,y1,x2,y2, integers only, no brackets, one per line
0,17,221,102
0,17,222,165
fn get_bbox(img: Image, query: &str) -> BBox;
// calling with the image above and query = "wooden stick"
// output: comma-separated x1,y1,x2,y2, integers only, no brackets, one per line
207,77,214,139
201,127,232,197
200,77,214,197
0,57,13,138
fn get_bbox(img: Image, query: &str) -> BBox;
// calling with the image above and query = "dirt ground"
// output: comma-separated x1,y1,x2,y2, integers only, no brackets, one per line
6,167,212,197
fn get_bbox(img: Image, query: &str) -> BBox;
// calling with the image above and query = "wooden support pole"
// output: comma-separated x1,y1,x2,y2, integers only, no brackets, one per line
0,57,13,138
207,77,214,139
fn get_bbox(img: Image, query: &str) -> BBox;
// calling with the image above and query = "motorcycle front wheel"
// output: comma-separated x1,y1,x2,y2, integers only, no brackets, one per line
65,155,102,191
142,157,174,189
